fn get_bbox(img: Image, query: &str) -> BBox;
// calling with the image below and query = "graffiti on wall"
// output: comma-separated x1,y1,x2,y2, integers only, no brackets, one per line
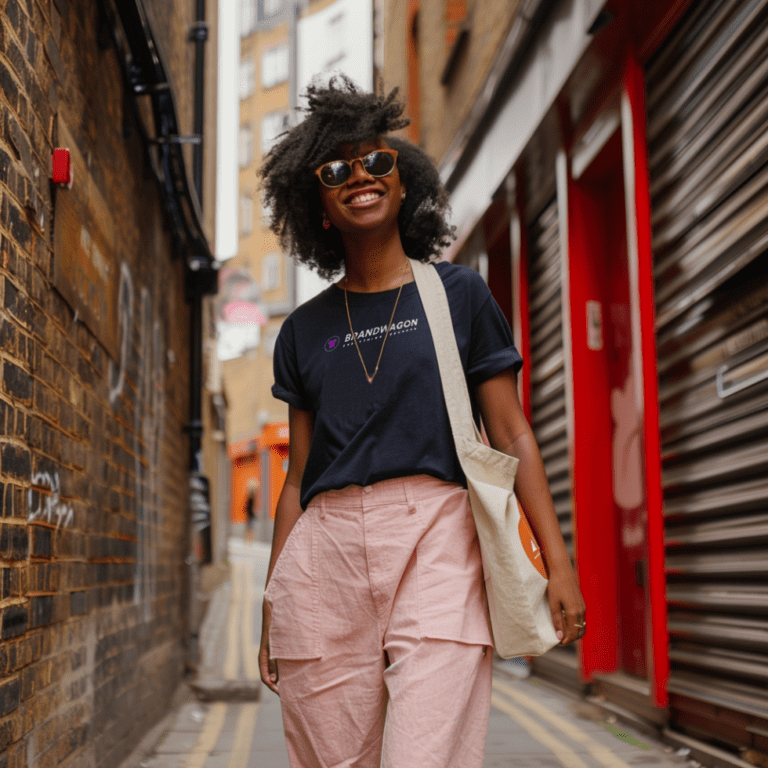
27,471,74,528
109,262,166,620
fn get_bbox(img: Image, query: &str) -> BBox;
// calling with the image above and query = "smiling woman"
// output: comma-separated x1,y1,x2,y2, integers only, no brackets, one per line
258,75,454,281
257,75,584,768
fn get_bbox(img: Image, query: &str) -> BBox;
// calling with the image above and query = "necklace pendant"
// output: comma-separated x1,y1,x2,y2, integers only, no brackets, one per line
344,259,410,387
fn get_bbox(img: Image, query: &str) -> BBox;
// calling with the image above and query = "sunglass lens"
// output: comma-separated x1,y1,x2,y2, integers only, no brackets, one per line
320,161,351,187
363,151,396,176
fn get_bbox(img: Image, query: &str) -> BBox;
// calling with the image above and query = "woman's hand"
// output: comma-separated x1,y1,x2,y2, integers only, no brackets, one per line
546,560,586,646
259,597,279,694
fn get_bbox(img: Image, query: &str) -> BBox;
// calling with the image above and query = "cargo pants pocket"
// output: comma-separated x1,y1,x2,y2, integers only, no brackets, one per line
415,486,494,647
264,510,323,660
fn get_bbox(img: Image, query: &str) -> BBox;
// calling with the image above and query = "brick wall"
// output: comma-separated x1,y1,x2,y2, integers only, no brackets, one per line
0,1,201,766
385,0,523,163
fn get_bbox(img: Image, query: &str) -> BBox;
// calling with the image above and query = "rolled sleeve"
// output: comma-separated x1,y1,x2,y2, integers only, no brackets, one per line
466,293,523,387
467,347,523,387
272,319,311,411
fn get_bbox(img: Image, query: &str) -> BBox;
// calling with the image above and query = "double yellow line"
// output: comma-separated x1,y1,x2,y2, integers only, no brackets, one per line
491,678,633,768
188,560,263,767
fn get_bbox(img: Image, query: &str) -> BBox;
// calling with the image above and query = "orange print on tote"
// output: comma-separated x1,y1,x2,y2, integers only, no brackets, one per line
517,500,548,578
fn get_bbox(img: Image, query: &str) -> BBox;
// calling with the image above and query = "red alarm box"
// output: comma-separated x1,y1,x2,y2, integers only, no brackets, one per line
51,148,73,188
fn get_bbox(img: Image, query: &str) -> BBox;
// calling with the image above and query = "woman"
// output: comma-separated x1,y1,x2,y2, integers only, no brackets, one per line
259,77,585,768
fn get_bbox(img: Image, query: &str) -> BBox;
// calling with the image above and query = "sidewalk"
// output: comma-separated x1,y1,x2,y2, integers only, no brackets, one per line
120,538,290,768
121,536,702,768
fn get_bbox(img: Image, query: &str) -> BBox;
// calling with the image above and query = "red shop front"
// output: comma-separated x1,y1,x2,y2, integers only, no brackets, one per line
228,421,289,541
446,0,768,760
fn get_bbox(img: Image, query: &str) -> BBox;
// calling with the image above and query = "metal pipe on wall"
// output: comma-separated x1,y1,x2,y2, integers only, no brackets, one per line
192,0,207,202
187,0,213,565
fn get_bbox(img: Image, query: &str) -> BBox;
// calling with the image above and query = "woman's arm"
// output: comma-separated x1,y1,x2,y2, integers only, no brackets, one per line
475,368,586,646
260,404,314,693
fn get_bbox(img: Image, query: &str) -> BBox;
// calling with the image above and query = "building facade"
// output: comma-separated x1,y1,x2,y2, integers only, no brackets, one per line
222,0,294,535
223,0,377,536
0,0,220,765
385,1,768,766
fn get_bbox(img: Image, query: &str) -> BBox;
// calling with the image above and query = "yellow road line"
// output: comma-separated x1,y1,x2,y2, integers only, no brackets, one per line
186,702,227,768
491,693,591,768
241,562,260,681
224,562,242,679
229,703,260,768
493,679,631,768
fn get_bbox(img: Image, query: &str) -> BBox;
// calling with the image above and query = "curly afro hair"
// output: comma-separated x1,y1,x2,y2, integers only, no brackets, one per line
258,75,455,281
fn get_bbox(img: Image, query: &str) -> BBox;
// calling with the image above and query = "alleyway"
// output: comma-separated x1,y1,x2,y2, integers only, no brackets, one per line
126,537,695,768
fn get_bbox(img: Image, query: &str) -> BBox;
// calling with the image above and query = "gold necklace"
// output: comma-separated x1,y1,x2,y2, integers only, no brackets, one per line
344,260,411,384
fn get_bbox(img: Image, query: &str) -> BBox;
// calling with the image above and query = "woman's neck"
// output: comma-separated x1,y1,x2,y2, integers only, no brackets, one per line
340,229,412,293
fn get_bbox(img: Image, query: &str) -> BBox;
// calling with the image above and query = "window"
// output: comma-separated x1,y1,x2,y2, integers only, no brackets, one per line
441,0,469,84
261,111,289,154
445,0,467,46
238,124,254,168
262,252,281,291
324,11,346,70
262,0,285,19
239,0,257,37
240,194,254,238
261,45,289,88
239,58,256,100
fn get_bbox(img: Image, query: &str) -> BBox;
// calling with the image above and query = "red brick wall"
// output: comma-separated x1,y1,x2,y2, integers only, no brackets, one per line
0,1,199,765
385,0,523,162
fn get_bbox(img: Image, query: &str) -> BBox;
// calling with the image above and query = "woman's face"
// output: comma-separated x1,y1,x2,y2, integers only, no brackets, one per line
318,137,405,235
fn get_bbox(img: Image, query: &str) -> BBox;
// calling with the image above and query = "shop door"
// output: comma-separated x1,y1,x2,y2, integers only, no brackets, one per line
574,128,649,679
231,452,260,524
646,0,768,751
592,133,648,678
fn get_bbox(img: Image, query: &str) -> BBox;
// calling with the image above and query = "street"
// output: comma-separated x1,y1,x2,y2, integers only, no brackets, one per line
130,537,694,768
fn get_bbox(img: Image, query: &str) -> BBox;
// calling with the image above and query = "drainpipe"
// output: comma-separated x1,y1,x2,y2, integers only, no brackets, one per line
191,0,207,201
187,0,207,481
187,0,212,600
184,0,212,669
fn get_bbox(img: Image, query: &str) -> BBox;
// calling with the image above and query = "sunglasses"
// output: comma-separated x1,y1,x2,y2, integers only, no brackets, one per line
315,149,399,188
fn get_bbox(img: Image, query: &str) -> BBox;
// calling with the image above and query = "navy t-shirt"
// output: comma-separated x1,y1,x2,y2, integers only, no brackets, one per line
272,260,523,510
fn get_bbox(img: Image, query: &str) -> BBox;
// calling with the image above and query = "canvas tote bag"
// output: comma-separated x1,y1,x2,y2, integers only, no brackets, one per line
409,257,560,658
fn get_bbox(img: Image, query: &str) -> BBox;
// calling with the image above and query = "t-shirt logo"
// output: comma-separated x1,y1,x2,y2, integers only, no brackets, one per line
324,335,340,352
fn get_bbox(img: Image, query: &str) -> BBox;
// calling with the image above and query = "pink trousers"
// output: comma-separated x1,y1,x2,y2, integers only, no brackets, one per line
264,475,494,768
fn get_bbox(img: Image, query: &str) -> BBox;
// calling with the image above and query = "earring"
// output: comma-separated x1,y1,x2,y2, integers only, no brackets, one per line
322,213,331,229
401,189,406,200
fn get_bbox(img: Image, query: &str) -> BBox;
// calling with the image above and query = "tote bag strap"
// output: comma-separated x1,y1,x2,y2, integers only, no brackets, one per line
408,258,484,447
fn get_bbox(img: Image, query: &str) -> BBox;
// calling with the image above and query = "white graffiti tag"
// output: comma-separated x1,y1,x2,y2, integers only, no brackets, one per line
108,262,165,620
27,472,74,528
108,262,134,407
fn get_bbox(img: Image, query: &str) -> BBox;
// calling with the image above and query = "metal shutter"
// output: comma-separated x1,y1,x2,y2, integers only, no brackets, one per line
527,196,582,687
646,0,768,751
527,195,578,664
527,198,574,564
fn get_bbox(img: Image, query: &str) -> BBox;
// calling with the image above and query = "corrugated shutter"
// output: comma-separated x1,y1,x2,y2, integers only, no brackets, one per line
645,0,768,751
528,196,583,687
527,198,573,563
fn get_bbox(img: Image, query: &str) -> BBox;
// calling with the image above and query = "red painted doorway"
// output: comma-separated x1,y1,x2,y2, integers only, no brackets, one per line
573,126,649,679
